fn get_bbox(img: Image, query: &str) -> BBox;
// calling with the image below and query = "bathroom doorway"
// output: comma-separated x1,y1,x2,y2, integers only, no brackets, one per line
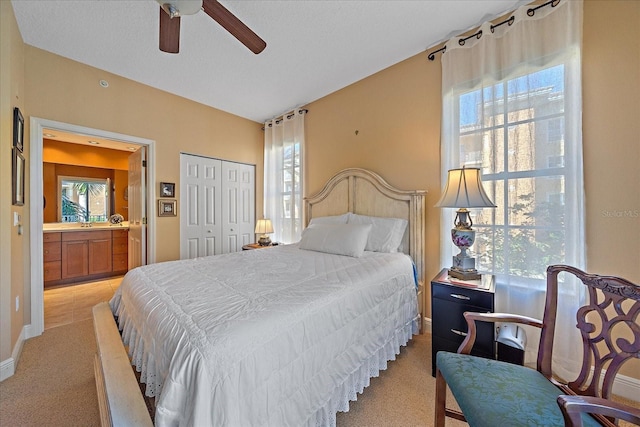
28,117,156,338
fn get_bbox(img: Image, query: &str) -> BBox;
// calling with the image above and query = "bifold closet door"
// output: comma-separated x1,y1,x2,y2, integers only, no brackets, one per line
180,154,255,259
180,154,223,259
221,162,255,253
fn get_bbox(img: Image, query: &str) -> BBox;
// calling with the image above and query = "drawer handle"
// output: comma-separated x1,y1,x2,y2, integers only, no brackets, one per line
451,329,468,337
450,293,470,300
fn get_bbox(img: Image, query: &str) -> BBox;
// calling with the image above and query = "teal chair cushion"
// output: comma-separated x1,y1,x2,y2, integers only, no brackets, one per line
436,352,601,427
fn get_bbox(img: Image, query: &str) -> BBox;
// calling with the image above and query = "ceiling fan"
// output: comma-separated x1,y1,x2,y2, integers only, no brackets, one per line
157,0,266,54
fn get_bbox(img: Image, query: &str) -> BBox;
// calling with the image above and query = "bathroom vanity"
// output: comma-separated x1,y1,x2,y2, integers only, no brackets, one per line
43,222,129,287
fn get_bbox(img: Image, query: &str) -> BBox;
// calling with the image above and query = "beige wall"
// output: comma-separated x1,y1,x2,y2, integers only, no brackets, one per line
1,0,26,363
582,0,640,281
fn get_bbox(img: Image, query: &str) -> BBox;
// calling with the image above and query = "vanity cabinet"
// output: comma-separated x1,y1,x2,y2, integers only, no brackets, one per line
44,228,128,287
112,229,128,273
43,232,62,282
61,230,112,279
61,239,89,279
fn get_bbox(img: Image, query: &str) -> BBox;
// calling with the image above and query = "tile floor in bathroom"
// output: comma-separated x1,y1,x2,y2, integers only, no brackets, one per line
44,276,123,330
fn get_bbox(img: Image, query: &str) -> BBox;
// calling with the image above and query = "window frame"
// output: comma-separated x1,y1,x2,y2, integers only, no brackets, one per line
57,175,111,223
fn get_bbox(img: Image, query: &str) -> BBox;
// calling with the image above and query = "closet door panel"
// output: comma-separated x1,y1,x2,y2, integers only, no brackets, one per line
180,154,222,259
182,155,254,257
222,162,255,253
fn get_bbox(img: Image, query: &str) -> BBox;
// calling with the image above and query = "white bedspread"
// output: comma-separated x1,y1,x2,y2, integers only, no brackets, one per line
110,244,418,426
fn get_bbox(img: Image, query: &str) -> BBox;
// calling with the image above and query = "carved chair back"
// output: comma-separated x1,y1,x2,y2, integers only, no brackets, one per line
539,265,640,399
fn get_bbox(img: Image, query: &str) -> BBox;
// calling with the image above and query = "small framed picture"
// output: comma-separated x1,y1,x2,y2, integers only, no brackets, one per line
12,148,25,206
158,199,177,217
13,107,24,153
160,182,175,198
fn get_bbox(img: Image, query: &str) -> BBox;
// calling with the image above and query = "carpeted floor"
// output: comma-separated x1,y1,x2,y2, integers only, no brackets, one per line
0,319,100,426
0,322,636,426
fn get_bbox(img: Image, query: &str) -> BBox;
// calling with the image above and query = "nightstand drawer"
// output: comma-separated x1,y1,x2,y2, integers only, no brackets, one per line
432,298,495,354
432,281,493,308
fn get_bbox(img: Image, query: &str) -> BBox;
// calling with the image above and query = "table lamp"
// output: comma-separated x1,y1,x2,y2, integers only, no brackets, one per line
435,167,496,280
255,219,274,246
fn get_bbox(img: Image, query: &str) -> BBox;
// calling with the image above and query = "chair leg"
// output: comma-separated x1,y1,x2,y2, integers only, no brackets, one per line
435,368,446,427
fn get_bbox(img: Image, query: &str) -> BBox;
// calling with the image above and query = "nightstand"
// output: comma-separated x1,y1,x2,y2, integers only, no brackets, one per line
242,243,272,250
431,268,495,376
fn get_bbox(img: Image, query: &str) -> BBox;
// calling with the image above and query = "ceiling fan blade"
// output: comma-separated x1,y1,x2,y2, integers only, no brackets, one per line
202,0,266,54
159,6,181,53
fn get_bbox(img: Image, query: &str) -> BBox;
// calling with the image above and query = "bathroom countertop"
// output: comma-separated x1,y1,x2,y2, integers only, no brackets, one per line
43,221,130,233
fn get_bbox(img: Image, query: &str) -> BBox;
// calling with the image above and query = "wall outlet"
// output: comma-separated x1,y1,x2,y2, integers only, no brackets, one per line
15,296,19,312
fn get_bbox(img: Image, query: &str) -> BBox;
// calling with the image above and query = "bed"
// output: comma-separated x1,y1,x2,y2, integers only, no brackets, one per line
93,168,426,426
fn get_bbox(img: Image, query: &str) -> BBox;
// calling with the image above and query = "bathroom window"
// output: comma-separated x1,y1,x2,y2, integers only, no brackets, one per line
58,176,111,223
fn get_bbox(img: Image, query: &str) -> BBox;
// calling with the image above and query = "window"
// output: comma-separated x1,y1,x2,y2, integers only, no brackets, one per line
547,155,565,169
455,65,571,280
59,176,111,222
547,117,564,144
281,141,301,238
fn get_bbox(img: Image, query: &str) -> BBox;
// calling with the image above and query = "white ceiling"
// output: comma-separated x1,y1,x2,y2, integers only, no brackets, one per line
11,0,524,124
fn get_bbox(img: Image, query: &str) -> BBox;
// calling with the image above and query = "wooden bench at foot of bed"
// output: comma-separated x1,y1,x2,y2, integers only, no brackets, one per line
93,302,153,427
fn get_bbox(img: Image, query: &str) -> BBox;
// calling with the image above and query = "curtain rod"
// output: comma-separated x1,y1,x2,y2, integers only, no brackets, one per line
427,0,560,61
262,108,308,130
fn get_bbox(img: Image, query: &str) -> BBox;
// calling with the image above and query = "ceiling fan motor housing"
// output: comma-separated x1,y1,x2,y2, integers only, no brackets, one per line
158,0,202,17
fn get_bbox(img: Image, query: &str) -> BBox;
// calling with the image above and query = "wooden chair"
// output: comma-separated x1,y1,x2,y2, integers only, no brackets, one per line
434,264,640,427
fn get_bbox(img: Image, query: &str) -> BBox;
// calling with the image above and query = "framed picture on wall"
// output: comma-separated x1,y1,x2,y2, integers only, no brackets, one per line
158,199,176,217
12,148,25,206
160,182,175,198
13,107,24,153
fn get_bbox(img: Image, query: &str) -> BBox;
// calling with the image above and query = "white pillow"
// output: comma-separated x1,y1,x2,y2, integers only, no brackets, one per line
299,223,372,257
308,213,350,226
347,214,408,253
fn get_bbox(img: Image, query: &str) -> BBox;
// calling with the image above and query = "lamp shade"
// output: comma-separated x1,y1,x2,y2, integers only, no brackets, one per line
435,167,496,209
255,219,274,234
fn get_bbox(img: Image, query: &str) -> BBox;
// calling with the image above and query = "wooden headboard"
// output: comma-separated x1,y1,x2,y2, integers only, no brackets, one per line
305,168,426,330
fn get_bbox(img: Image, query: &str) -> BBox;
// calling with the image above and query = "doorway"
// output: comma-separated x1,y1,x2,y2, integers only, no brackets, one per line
28,117,156,338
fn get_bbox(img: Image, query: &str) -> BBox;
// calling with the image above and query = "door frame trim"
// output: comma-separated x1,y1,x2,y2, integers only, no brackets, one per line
28,117,156,338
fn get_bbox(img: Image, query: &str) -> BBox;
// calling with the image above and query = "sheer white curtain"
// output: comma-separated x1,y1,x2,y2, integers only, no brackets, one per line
439,0,584,377
264,110,305,244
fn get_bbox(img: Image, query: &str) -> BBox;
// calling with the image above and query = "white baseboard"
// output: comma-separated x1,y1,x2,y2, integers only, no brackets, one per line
0,325,26,382
611,372,640,403
423,316,432,334
0,357,14,382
